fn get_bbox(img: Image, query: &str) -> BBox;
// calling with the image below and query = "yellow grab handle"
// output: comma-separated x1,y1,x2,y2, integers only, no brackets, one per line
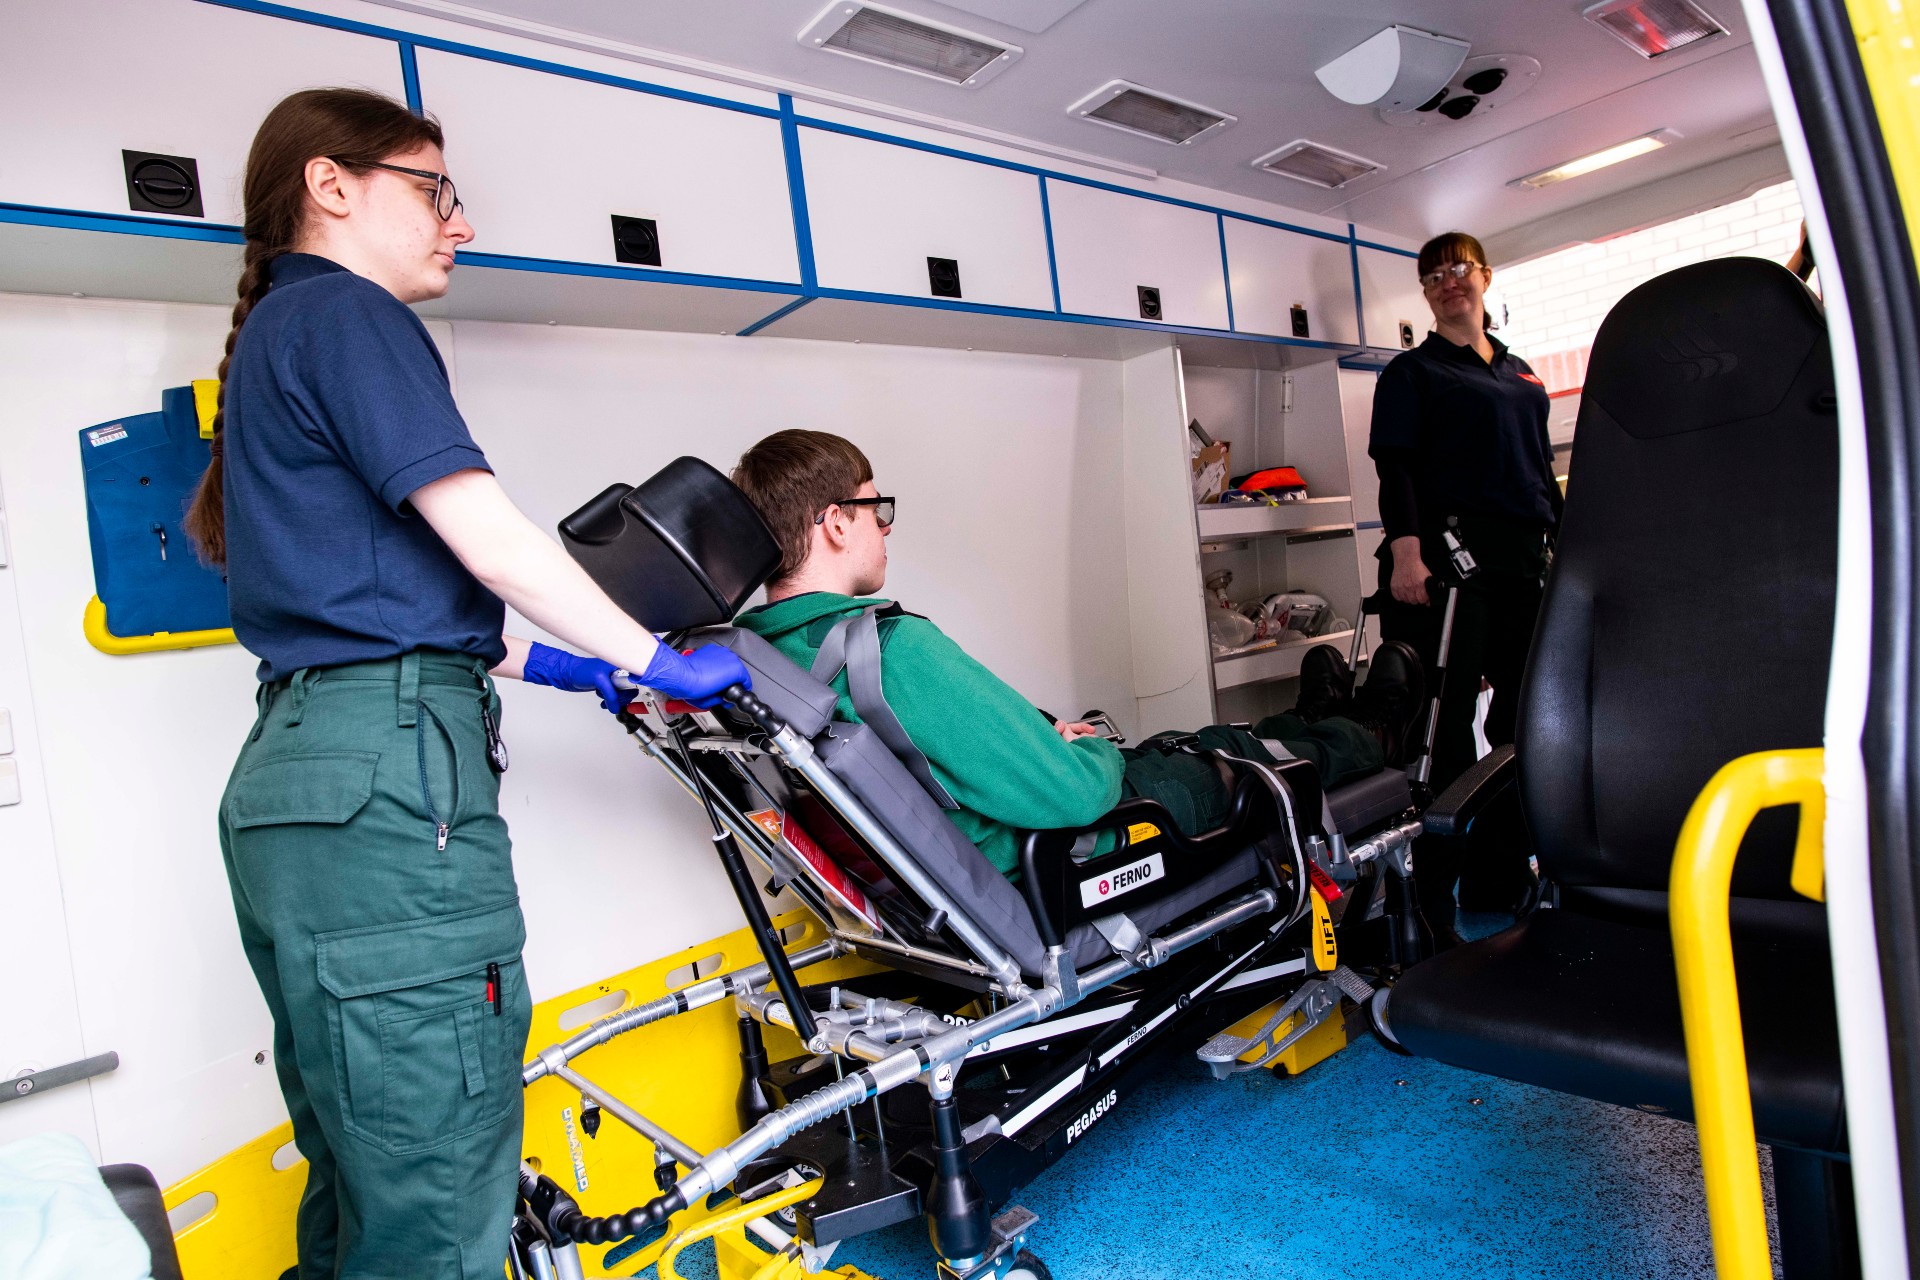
83,595,236,655
658,1176,822,1280
1670,747,1825,1280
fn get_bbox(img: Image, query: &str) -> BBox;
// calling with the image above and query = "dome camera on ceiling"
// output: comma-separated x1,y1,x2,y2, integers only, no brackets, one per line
1315,25,1470,113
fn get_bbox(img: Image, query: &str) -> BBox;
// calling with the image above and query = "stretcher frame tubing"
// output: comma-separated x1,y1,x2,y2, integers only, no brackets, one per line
159,908,879,1280
514,686,1344,1264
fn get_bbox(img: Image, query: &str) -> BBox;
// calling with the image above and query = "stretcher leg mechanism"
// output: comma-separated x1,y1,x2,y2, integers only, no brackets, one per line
509,459,1444,1277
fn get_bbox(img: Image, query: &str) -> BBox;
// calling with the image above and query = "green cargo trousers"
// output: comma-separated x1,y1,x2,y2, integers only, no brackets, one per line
219,650,534,1280
1121,715,1384,837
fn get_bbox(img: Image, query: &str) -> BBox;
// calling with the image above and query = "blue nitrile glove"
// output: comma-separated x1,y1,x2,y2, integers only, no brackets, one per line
639,642,752,709
523,641,630,715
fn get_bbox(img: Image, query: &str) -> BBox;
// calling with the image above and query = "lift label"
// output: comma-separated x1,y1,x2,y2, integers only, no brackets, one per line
87,424,127,447
1081,853,1164,908
1066,1089,1119,1144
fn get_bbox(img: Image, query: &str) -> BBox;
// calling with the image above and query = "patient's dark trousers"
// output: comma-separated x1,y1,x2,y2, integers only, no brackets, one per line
1377,521,1548,914
1121,718,1383,837
219,651,532,1280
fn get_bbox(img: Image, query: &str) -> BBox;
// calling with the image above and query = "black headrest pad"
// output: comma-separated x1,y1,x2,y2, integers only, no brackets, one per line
559,456,779,633
1518,258,1836,900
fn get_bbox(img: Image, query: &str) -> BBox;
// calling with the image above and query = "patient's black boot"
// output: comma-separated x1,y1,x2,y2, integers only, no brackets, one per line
1351,641,1424,765
1293,644,1352,722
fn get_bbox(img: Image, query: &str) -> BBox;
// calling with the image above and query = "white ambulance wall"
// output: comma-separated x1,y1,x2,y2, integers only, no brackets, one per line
447,317,1136,996
0,292,1133,1182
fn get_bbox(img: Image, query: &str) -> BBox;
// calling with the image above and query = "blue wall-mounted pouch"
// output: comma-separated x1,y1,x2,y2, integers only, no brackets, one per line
79,385,232,643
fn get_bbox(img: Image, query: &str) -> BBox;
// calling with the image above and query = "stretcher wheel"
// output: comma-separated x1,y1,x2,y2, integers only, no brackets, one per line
1005,1249,1053,1280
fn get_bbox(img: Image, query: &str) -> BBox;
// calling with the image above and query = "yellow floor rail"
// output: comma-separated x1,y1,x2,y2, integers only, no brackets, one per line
1671,747,1826,1280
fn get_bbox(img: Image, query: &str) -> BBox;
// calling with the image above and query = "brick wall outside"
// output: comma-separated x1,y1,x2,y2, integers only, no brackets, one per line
1490,178,1805,393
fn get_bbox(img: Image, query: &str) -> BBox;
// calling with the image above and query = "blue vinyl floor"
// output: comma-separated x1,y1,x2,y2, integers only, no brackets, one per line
644,909,1778,1280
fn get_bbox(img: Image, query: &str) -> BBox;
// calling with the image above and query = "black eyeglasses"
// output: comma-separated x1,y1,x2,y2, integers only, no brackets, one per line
1420,261,1484,289
815,496,896,528
342,159,463,220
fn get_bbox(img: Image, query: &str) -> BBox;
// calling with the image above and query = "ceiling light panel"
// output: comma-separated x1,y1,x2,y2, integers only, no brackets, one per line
1252,140,1384,190
1514,129,1676,188
1583,0,1728,58
1068,81,1236,146
799,2,1022,87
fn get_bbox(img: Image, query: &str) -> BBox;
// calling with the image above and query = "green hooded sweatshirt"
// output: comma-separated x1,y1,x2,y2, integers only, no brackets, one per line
734,593,1123,875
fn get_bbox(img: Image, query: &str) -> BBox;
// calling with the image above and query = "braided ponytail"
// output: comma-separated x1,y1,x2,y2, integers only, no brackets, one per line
184,88,443,566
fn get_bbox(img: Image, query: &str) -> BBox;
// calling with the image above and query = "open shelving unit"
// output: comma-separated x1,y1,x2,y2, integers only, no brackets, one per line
1113,341,1389,738
1212,628,1358,690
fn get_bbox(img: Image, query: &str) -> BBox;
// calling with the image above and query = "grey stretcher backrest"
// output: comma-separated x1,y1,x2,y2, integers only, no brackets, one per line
696,628,839,738
687,625,1049,979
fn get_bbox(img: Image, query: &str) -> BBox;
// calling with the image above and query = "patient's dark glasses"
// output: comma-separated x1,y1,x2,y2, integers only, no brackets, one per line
343,159,463,220
816,497,896,528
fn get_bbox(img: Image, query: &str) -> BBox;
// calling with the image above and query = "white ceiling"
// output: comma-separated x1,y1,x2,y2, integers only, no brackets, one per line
376,0,1785,251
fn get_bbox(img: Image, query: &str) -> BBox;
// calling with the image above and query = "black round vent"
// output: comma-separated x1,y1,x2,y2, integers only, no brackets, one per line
1417,89,1448,113
130,159,196,209
1438,95,1480,121
610,215,662,267
1463,67,1508,95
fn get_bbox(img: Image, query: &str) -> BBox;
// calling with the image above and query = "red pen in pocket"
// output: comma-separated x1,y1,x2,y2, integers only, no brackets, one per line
486,962,501,1015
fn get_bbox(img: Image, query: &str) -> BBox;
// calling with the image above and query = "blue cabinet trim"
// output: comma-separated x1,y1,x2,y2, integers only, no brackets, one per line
778,95,819,292
738,297,816,336
398,42,423,114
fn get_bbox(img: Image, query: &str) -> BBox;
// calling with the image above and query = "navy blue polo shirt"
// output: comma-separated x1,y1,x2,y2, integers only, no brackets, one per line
223,253,506,681
1368,332,1561,544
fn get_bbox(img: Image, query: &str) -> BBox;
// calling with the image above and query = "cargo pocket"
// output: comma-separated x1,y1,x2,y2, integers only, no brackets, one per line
315,898,527,1156
226,751,380,828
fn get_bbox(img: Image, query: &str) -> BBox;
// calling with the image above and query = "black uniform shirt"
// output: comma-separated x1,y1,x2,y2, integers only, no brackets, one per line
1369,332,1562,547
224,253,507,681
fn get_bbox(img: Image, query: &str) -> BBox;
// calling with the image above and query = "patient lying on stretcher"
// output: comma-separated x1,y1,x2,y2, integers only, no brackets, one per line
728,431,1422,876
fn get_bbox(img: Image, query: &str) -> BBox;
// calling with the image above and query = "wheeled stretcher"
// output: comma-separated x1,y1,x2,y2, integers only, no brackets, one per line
508,459,1439,1280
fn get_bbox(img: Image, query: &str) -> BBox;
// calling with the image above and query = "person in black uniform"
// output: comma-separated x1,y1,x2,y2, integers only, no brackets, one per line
184,89,751,1278
1369,230,1562,943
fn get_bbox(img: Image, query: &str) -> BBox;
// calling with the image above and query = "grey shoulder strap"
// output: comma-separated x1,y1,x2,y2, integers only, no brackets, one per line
810,610,865,685
811,605,958,810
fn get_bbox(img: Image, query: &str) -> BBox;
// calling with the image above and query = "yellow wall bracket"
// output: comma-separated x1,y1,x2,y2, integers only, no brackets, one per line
192,379,220,440
83,595,236,655
1670,747,1824,1280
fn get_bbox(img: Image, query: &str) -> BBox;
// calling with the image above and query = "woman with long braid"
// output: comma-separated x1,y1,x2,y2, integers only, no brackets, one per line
187,88,749,1278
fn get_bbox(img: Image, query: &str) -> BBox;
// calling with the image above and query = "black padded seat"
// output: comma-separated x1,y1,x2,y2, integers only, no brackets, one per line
1392,908,1843,1152
1386,258,1845,1176
1326,769,1413,834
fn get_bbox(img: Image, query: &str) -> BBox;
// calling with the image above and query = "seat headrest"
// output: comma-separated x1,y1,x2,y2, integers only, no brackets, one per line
558,456,780,633
1581,256,1827,441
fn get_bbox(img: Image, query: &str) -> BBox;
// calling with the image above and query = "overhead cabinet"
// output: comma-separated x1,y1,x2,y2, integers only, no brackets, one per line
1356,245,1428,352
1045,180,1230,330
416,51,801,284
1222,219,1360,345
800,129,1056,312
0,0,407,225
